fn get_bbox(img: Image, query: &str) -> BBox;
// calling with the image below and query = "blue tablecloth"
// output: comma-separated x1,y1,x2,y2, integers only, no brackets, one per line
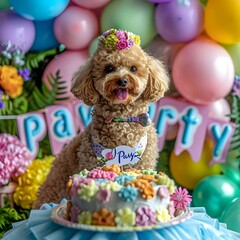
3,199,240,240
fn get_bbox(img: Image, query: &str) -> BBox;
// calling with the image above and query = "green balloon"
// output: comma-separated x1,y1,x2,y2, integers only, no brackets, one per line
101,0,157,47
223,43,240,75
89,37,99,56
193,175,240,219
221,165,240,185
0,0,10,10
221,198,240,233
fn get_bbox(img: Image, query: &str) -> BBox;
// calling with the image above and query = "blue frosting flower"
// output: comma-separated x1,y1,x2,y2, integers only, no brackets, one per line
118,185,138,202
114,174,136,186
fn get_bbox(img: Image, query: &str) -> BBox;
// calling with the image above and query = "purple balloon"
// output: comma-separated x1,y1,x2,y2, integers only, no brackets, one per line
0,10,35,53
155,0,204,43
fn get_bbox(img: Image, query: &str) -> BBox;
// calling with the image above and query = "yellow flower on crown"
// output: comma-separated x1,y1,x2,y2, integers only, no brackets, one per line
0,65,24,98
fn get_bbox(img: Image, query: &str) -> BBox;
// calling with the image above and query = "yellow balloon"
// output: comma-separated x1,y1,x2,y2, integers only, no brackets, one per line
205,0,240,44
169,140,221,190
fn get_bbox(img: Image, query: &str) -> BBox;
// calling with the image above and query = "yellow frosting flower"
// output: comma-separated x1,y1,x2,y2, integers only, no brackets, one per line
100,181,122,191
115,208,136,227
78,181,99,202
156,207,171,223
13,156,55,209
78,211,92,225
0,65,24,98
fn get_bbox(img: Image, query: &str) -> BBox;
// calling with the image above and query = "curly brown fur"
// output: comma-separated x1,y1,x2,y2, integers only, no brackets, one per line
33,44,169,209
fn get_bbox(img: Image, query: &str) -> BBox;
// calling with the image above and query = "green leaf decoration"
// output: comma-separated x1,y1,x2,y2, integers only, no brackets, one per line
12,96,28,115
27,70,69,112
25,49,57,70
0,198,30,238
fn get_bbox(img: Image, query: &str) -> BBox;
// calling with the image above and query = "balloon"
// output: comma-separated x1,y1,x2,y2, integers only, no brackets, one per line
0,10,35,53
205,0,240,44
0,0,10,10
169,140,221,190
145,36,184,70
54,6,98,50
101,0,157,47
31,20,59,51
155,0,203,43
172,37,234,105
71,0,110,9
192,175,240,218
223,43,240,76
221,165,240,186
42,50,89,100
89,38,99,56
9,0,69,21
221,198,240,233
208,98,231,122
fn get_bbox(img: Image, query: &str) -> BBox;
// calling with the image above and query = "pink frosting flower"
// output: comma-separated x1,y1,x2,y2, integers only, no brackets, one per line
0,134,32,187
70,205,81,223
170,187,192,210
136,206,156,226
116,39,129,50
168,201,175,217
115,30,128,40
157,185,170,198
105,152,113,160
96,188,111,203
87,168,117,181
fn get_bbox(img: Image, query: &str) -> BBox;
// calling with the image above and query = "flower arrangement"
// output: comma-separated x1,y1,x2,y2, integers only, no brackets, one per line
0,134,32,187
98,29,141,51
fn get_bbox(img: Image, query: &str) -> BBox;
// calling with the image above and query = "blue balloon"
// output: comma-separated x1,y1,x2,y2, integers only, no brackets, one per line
9,0,70,21
31,20,59,51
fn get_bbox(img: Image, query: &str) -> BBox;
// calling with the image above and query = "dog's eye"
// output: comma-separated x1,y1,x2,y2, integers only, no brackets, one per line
105,65,114,74
130,66,137,72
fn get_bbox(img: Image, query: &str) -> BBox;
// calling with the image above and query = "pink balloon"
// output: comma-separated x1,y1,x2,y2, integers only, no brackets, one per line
54,6,98,50
42,50,89,100
208,98,231,122
0,10,35,53
172,37,234,105
71,0,109,9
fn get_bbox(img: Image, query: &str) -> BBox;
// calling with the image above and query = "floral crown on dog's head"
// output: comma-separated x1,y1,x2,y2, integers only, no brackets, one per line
98,29,141,51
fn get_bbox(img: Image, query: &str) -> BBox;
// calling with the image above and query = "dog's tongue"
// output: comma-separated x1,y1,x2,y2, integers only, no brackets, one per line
116,89,128,100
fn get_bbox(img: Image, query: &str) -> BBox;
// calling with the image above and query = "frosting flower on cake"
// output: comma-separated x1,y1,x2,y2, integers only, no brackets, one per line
87,168,117,181
92,208,115,226
96,188,111,203
78,211,92,225
100,181,122,191
170,187,192,210
156,207,171,223
118,185,138,202
114,174,136,185
115,208,136,227
157,185,170,198
78,181,99,202
136,206,157,226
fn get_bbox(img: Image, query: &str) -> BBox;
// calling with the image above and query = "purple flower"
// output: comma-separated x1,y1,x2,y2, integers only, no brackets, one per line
136,206,156,226
170,187,192,210
0,102,5,109
233,76,240,98
70,205,81,223
96,188,111,203
18,68,31,81
115,30,127,40
116,39,129,50
128,38,134,48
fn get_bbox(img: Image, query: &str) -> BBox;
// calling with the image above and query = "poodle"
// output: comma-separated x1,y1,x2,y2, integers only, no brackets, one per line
33,29,169,209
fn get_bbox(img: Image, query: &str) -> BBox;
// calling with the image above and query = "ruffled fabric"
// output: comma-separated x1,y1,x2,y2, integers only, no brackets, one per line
3,199,240,240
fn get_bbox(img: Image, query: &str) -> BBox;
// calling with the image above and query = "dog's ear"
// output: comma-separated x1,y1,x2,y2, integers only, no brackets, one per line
71,59,100,106
142,56,169,102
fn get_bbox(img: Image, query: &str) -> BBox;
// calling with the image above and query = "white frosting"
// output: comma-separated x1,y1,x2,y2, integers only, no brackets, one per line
71,185,170,213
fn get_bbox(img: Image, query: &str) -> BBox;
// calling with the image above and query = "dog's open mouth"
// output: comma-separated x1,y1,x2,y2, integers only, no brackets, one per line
114,88,129,100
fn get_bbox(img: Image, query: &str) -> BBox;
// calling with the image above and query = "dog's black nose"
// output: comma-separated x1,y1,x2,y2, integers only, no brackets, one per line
117,78,128,87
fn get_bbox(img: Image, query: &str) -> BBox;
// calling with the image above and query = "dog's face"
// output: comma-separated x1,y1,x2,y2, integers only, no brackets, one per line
71,44,169,106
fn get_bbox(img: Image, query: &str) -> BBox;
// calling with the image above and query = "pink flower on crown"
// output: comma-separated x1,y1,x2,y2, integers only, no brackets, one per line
116,39,129,50
115,30,128,40
170,187,192,210
105,152,113,160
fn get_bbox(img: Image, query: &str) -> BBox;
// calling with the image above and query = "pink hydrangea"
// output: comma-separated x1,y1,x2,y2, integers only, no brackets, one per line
116,39,129,50
170,187,192,210
136,206,156,226
0,134,32,187
115,30,127,40
87,168,117,181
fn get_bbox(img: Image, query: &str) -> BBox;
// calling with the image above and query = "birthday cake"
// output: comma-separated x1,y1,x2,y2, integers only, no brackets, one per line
66,164,192,227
